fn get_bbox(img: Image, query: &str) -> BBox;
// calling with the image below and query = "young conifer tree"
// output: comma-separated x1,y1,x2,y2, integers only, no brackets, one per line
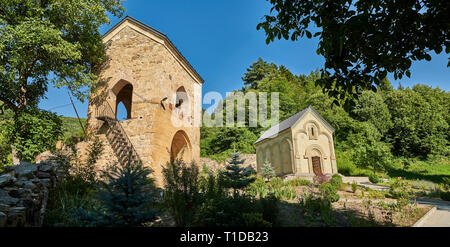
78,152,159,226
261,161,276,182
220,152,256,196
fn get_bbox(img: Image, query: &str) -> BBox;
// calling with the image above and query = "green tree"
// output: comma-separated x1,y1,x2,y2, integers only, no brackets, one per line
257,0,449,107
384,88,449,157
220,152,256,195
242,58,278,90
352,90,392,135
348,121,392,173
0,0,124,158
7,108,62,162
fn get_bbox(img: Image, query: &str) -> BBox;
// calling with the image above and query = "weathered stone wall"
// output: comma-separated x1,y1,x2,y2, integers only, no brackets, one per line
0,161,62,227
86,19,203,187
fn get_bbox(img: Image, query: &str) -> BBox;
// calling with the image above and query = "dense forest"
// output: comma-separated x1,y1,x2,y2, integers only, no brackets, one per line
201,58,450,181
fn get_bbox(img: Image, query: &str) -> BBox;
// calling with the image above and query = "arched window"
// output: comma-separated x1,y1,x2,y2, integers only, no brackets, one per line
308,123,318,139
115,83,133,121
175,86,188,110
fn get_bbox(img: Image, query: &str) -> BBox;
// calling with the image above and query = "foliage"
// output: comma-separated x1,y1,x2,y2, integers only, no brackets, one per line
284,178,312,187
384,88,449,158
299,192,335,226
8,108,63,162
440,191,450,202
0,0,124,116
257,0,449,108
352,90,392,135
247,177,270,198
369,173,381,184
44,137,103,226
261,161,276,181
347,121,392,173
351,182,358,193
330,174,343,188
162,158,201,227
219,152,256,195
78,158,159,227
388,179,413,209
319,182,340,203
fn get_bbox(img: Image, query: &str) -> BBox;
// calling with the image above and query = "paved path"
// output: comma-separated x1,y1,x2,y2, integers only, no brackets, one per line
415,198,450,227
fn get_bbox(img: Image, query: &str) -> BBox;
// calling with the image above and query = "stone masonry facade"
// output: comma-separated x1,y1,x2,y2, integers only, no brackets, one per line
86,17,203,186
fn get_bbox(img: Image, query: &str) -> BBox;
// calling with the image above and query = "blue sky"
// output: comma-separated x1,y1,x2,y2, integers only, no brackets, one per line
39,0,449,118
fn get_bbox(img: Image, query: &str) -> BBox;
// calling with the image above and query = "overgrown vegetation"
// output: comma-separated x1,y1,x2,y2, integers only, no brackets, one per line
201,58,450,186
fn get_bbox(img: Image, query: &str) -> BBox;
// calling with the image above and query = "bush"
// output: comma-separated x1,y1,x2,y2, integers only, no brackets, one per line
272,186,297,200
247,177,270,198
351,182,358,193
162,158,201,226
319,183,340,203
242,212,272,227
440,191,450,201
299,192,335,226
284,178,312,187
369,173,380,184
330,174,343,188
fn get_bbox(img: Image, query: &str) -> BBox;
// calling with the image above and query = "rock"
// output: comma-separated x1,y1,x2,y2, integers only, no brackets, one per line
0,174,16,187
0,212,6,227
0,204,10,213
39,179,52,187
37,171,51,179
38,162,56,173
0,189,19,206
23,181,37,191
14,162,38,178
7,207,26,227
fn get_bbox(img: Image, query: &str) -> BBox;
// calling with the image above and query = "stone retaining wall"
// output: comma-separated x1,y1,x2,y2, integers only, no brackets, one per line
0,161,61,227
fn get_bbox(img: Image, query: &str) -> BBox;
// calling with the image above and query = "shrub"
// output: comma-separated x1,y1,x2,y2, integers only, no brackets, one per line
330,174,343,188
284,178,312,187
319,183,340,203
269,177,283,188
351,182,358,193
247,177,270,198
242,212,272,227
162,158,201,226
369,173,380,184
440,191,450,201
272,186,296,200
299,192,335,226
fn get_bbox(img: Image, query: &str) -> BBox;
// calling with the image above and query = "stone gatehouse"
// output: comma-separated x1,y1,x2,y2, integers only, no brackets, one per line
86,16,203,186
254,106,338,178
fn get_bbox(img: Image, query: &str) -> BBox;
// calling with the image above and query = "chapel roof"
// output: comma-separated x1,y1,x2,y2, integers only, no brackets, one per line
254,106,335,145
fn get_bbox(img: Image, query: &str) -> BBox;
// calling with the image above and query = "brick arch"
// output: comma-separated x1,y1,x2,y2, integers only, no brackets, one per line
171,130,192,162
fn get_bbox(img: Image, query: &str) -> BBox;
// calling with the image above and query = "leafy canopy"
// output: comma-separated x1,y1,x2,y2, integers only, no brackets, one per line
0,0,124,112
257,0,449,108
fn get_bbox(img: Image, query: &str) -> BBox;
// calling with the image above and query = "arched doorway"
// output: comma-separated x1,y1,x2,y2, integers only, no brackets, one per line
170,130,192,162
312,156,322,176
115,83,133,121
